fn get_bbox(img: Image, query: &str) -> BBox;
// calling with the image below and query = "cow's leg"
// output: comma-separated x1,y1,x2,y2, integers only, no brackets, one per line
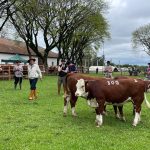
118,106,126,121
103,105,108,116
133,104,136,115
70,94,78,117
95,100,105,127
132,101,142,126
63,95,70,117
113,105,120,119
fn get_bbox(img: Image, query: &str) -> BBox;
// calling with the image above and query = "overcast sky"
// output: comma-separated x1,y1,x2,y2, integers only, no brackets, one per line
98,0,150,65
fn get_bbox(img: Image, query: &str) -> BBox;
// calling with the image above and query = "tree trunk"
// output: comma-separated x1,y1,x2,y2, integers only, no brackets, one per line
43,52,49,75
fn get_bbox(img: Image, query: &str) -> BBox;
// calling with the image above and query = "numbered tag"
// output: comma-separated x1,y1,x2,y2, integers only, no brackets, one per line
107,80,119,85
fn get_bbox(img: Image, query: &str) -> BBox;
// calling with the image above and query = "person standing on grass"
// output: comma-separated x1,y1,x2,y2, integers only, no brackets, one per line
28,57,42,100
13,60,23,90
104,61,113,78
146,63,150,80
57,59,68,95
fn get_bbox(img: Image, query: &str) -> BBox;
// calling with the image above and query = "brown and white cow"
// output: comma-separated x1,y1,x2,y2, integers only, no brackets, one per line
75,78,150,127
64,73,124,118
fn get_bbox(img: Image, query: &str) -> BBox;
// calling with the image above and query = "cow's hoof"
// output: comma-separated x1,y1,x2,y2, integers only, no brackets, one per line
63,113,67,117
132,123,137,127
95,122,102,127
121,117,126,122
103,111,108,116
72,113,77,117
115,114,121,119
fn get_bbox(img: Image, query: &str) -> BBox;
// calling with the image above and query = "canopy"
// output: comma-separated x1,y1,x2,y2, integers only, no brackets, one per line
1,54,27,63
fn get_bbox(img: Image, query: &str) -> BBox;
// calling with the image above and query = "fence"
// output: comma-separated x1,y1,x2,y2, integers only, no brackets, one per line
0,64,45,80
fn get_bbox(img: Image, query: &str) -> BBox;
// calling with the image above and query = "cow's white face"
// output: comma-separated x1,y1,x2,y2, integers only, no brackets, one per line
75,79,88,97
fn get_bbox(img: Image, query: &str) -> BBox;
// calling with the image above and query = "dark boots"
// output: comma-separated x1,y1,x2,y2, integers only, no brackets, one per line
14,84,22,90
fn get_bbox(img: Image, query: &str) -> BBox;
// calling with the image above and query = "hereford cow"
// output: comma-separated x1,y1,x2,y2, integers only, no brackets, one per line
63,73,123,119
75,78,150,127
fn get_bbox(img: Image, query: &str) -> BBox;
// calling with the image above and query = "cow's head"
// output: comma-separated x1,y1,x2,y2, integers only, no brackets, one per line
75,79,88,97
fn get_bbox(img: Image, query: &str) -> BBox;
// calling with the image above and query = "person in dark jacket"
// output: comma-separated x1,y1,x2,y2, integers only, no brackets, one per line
67,61,77,73
57,60,68,95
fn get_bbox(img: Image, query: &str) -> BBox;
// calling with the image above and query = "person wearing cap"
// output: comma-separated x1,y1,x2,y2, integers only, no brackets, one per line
104,61,113,78
146,63,150,80
67,61,77,73
57,59,68,95
28,57,42,100
13,60,23,90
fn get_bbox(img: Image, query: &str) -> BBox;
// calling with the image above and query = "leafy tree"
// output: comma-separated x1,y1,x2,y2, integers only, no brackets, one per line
0,0,17,31
56,0,109,65
132,23,150,55
1,0,109,68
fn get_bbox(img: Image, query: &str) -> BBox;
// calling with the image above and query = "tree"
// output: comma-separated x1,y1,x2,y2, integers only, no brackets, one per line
0,0,17,31
132,23,150,55
1,0,109,68
56,0,109,65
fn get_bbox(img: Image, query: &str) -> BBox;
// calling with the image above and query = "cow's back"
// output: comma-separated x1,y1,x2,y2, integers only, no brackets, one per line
87,78,145,103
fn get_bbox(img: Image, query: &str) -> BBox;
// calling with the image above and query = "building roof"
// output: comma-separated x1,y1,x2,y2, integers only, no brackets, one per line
0,38,58,58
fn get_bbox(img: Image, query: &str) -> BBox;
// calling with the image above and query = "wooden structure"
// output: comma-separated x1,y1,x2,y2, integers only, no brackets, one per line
0,64,45,80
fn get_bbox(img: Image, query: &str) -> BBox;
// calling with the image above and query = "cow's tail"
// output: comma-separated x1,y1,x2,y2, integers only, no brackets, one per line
144,93,150,108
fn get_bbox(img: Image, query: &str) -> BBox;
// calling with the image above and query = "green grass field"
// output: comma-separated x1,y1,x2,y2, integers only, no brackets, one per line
1,75,150,150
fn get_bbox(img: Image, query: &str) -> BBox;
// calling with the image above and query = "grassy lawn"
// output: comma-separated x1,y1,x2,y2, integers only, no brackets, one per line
0,74,150,150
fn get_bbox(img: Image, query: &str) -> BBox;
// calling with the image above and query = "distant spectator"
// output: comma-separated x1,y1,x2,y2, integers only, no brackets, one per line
13,60,23,90
104,61,113,78
146,63,150,80
67,61,77,73
96,67,98,74
57,60,68,95
133,67,138,76
128,67,132,76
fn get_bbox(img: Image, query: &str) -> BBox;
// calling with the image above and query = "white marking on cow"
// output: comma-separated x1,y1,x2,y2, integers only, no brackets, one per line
71,107,77,116
116,113,121,119
138,112,141,122
75,79,88,97
107,80,120,86
87,100,91,106
96,114,103,127
134,79,138,82
132,112,140,126
63,106,68,114
115,80,119,85
63,96,70,115
107,81,111,85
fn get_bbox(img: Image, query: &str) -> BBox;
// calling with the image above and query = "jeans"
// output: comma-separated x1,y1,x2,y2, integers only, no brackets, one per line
14,76,22,85
29,78,38,90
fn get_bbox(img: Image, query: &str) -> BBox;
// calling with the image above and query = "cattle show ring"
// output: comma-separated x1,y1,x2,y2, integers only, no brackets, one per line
1,0,150,149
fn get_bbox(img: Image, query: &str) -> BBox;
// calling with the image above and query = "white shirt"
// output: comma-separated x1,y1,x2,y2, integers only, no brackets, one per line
28,64,42,79
13,65,23,77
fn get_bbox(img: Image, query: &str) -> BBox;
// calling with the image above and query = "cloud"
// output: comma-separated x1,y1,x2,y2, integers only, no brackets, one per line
98,0,150,65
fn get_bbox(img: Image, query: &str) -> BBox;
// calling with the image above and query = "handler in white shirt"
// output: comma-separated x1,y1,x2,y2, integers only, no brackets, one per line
104,61,113,78
28,57,42,100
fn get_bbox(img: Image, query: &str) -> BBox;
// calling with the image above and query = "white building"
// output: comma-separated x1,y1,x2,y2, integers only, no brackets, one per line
0,38,58,66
